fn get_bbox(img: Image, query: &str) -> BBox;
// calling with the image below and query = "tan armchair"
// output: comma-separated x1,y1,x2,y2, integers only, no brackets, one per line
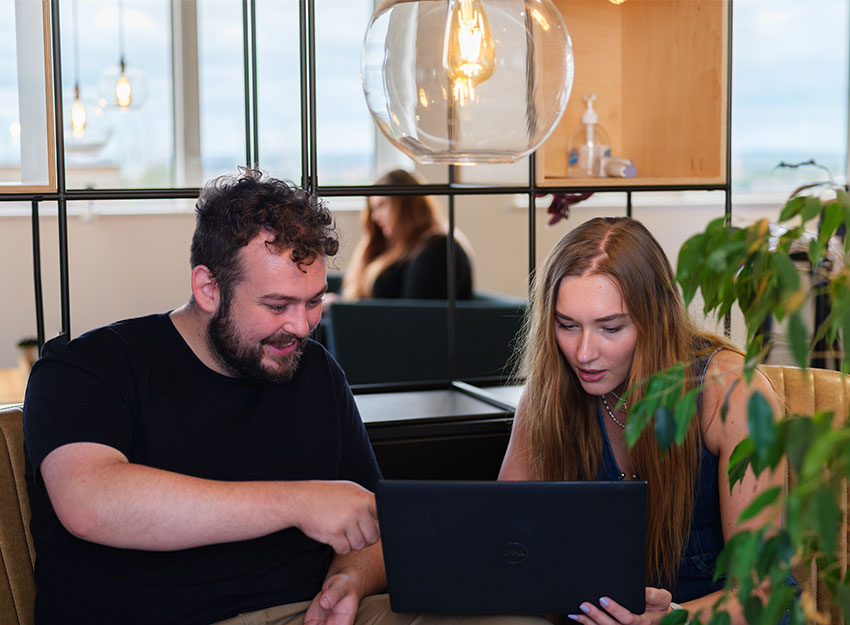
0,404,34,625
762,365,850,625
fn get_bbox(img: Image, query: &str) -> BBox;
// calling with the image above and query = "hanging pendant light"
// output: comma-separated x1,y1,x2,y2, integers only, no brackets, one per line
361,0,574,164
115,58,133,108
65,0,112,153
98,0,147,110
70,85,87,139
70,0,86,138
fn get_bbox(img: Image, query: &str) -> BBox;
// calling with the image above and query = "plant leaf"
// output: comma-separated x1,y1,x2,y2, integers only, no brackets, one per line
728,438,755,489
660,609,689,625
739,486,781,523
819,200,843,247
743,593,763,625
708,610,732,625
788,312,809,369
801,196,823,224
835,582,850,625
673,389,697,445
748,392,776,470
655,406,675,453
756,531,793,577
784,417,814,474
812,487,840,555
779,196,804,221
762,584,795,625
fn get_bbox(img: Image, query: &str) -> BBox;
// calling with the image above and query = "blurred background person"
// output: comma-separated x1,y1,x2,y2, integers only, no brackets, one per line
342,169,474,300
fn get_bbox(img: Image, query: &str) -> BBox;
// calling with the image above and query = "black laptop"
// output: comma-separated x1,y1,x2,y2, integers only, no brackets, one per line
376,480,646,616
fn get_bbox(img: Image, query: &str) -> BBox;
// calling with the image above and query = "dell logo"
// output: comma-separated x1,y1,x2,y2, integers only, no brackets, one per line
503,542,529,564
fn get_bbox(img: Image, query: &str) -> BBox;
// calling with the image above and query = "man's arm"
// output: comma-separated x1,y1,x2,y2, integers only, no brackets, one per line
41,441,379,553
305,542,387,625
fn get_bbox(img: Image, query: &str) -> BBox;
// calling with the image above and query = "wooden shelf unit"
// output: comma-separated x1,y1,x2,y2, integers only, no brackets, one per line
539,0,729,188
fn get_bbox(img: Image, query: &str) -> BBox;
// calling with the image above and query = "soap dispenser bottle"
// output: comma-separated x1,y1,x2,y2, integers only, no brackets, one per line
568,94,611,177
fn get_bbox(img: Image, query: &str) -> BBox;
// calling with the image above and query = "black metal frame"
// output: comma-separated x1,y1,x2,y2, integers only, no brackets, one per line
3,0,734,399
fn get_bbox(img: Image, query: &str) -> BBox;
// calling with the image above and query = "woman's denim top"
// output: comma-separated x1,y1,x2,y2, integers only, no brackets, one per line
593,350,725,603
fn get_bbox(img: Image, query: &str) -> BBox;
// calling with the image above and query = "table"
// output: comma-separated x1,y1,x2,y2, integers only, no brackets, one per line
356,386,523,480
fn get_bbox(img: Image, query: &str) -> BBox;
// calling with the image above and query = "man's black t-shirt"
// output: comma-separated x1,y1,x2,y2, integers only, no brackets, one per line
23,313,381,625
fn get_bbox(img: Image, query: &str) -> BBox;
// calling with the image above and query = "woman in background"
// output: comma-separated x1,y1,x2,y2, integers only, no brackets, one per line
499,217,790,625
342,169,473,300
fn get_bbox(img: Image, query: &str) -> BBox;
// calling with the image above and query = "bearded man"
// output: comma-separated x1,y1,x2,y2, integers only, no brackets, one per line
23,169,549,625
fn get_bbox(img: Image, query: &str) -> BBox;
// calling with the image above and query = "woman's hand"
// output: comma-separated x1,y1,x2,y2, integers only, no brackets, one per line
568,587,673,625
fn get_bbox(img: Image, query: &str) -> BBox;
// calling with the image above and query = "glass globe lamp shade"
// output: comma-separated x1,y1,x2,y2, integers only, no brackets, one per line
361,0,574,164
64,89,113,154
97,62,148,110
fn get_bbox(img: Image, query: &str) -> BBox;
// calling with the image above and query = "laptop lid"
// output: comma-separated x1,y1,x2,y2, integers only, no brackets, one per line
376,480,646,616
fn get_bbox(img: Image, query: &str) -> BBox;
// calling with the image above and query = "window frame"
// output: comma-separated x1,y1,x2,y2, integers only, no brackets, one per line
3,0,56,194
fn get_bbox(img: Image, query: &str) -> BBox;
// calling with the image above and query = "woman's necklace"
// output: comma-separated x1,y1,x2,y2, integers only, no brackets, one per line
600,395,637,480
600,393,627,429
609,389,628,411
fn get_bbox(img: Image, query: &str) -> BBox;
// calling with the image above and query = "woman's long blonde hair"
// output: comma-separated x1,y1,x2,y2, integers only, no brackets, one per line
342,169,443,299
520,217,734,590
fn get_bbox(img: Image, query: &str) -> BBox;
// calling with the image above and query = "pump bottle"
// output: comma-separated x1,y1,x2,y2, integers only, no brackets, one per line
568,94,611,178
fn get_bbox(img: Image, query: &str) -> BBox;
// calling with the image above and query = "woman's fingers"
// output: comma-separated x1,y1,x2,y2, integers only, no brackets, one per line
644,587,673,612
567,600,625,625
598,597,638,625
566,588,673,625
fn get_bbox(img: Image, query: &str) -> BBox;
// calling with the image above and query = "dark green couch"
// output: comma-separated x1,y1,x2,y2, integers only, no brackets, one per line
324,292,527,385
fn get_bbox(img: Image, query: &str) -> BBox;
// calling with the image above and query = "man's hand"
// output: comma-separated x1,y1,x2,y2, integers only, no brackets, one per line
568,587,673,625
304,572,361,625
294,481,380,554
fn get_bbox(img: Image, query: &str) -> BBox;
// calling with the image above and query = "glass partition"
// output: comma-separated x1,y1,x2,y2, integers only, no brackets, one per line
255,0,302,183
315,0,375,185
3,0,848,394
453,194,529,384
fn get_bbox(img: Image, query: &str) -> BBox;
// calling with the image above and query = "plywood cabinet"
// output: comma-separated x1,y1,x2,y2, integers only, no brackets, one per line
539,0,729,187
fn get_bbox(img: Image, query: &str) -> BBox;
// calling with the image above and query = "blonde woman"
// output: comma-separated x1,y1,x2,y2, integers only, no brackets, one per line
500,217,793,625
343,169,473,300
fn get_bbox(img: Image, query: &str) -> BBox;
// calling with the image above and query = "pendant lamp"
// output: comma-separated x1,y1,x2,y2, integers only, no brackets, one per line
361,0,574,164
65,0,112,153
98,0,147,110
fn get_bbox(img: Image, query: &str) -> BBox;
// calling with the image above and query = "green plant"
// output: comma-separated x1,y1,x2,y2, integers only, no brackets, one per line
629,166,850,625
16,337,37,349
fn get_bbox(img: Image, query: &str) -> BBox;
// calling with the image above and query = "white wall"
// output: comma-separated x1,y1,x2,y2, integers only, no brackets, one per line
0,195,788,368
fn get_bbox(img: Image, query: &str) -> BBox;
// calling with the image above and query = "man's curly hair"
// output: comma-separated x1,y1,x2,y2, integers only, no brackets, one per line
190,169,338,301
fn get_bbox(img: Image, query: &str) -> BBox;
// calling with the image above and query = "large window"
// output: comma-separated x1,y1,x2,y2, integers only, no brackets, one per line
1,0,849,383
732,0,849,195
52,0,380,190
1,0,54,191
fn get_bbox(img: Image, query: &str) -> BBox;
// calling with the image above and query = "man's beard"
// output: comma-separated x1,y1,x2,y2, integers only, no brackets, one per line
207,299,308,384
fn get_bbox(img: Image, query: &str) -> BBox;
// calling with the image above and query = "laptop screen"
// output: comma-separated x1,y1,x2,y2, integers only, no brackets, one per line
377,480,646,616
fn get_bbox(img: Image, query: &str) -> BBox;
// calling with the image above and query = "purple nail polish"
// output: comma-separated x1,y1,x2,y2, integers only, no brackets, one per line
600,597,610,607
568,616,580,622
581,605,591,613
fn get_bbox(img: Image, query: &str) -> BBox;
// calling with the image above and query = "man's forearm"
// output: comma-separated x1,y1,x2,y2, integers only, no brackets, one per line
325,541,387,599
42,442,377,552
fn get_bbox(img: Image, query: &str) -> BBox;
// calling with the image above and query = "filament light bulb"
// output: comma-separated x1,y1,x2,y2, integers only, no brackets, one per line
442,0,496,105
115,59,132,108
71,84,87,139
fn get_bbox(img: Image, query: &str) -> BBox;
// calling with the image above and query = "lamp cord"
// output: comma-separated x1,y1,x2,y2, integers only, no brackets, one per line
117,0,125,62
72,0,80,86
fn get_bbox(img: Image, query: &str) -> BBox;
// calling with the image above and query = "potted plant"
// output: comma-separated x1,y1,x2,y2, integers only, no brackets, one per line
16,336,38,376
625,165,850,625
